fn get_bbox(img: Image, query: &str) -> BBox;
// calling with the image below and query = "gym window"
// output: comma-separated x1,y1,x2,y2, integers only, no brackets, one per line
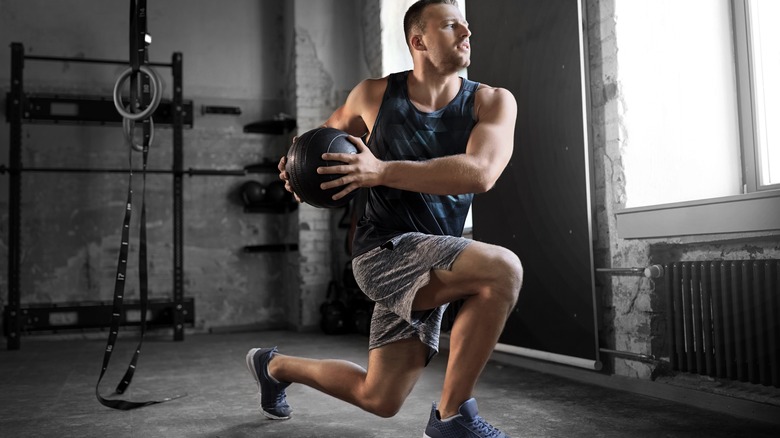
615,0,780,238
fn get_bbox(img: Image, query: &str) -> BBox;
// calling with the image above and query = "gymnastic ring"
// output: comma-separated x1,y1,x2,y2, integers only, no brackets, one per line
123,115,155,152
113,65,162,121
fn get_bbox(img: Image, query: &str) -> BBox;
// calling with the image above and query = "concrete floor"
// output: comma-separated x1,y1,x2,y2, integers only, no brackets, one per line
1,330,778,438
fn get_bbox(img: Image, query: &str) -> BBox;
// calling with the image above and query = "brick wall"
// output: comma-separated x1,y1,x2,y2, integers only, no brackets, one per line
587,0,660,378
289,0,372,330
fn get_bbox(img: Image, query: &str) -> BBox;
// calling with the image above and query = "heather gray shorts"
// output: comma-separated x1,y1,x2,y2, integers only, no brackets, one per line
351,232,472,365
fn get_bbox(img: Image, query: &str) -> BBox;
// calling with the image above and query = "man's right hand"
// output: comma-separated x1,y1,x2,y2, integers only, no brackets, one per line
278,154,302,203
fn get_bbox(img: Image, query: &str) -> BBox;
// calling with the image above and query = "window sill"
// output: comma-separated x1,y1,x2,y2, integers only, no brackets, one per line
616,190,780,239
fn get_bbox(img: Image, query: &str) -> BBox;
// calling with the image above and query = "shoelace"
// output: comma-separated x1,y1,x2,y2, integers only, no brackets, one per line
263,389,288,407
470,415,503,437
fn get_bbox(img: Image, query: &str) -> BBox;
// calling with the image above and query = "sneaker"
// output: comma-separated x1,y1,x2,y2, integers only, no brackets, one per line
245,347,293,420
423,398,508,438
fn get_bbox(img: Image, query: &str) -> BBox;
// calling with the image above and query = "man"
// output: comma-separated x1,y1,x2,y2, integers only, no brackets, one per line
248,1,522,436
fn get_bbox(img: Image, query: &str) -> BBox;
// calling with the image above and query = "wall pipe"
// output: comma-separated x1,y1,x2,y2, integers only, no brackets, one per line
599,348,668,365
493,343,603,371
596,264,665,278
594,265,668,365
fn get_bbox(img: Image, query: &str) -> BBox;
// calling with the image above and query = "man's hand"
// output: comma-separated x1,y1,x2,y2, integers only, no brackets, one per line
278,151,302,203
318,135,385,201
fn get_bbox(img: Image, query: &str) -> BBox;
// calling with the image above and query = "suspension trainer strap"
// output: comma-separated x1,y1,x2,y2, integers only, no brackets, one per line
114,143,147,396
95,151,149,409
96,110,185,410
97,0,185,410
128,0,141,115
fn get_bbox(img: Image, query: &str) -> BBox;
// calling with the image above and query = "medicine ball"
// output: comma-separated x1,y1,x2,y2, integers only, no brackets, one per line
265,180,292,205
241,180,266,206
285,127,358,208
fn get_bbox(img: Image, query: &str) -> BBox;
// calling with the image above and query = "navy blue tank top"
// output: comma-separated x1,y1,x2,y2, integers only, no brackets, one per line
351,71,480,257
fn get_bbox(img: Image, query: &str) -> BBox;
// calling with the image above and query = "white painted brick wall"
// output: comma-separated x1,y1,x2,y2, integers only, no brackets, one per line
587,0,654,378
290,0,371,330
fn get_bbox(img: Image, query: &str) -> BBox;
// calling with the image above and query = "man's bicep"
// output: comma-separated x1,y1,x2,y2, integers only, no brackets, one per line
324,105,363,134
468,89,517,175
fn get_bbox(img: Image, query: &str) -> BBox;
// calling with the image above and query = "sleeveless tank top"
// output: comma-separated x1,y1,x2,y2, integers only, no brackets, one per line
351,71,480,258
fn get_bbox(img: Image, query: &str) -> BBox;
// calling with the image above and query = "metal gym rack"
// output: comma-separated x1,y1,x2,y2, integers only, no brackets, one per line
3,42,196,349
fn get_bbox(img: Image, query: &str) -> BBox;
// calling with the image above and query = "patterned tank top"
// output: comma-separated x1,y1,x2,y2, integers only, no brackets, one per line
351,70,480,257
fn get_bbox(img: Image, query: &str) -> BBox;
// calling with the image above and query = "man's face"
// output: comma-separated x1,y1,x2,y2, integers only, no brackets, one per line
419,3,471,72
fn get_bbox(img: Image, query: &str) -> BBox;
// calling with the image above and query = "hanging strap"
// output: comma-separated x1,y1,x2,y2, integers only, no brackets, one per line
129,0,142,114
97,0,185,410
95,139,185,410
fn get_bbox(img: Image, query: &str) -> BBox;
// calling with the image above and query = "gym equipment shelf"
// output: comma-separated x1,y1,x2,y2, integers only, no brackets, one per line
243,243,299,253
3,298,195,334
244,202,299,214
6,93,194,126
3,42,191,350
240,146,300,254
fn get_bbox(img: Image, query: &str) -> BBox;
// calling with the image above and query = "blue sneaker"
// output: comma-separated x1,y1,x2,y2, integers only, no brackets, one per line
423,398,508,437
245,347,293,420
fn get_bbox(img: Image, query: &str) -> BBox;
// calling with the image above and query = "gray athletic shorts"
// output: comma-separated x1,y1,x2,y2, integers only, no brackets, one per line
351,232,472,365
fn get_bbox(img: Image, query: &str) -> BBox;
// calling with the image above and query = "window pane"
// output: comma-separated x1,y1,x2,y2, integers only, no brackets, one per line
617,0,741,207
748,0,780,186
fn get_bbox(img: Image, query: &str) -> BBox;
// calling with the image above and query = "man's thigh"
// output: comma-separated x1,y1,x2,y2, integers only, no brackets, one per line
412,240,515,311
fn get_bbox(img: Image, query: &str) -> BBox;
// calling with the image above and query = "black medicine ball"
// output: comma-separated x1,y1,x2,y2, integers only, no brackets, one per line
241,180,266,206
285,127,358,208
265,180,292,205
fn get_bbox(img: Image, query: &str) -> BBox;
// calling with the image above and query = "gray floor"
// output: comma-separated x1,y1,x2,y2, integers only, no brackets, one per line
1,330,778,438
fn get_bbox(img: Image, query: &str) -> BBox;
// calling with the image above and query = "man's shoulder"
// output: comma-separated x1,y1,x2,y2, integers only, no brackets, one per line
473,84,517,120
475,84,516,104
355,75,390,95
474,83,512,95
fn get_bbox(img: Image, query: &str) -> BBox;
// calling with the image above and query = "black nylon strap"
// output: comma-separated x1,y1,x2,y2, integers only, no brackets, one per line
129,0,145,74
128,0,147,118
96,138,186,410
114,144,148,396
96,0,185,410
114,38,153,397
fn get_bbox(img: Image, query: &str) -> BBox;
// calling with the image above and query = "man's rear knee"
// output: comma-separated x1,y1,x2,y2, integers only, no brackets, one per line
363,397,404,418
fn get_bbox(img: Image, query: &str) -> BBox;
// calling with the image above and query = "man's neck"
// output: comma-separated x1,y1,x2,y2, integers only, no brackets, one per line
406,68,462,113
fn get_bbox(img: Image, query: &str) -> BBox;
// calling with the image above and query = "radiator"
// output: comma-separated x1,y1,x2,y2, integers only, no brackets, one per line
665,260,779,388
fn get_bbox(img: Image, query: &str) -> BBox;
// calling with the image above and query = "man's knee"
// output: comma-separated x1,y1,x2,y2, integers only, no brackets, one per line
362,394,404,418
489,247,523,305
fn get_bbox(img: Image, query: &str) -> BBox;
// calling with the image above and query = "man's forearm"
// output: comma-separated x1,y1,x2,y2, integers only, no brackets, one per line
380,154,494,195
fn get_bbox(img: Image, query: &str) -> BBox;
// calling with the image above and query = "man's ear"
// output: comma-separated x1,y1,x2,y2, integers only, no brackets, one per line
411,35,426,51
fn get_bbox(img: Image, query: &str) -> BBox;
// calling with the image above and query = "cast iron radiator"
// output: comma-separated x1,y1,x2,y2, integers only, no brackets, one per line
665,260,779,388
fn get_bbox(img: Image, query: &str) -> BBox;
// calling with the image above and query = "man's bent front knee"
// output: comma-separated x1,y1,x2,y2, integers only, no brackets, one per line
487,246,523,307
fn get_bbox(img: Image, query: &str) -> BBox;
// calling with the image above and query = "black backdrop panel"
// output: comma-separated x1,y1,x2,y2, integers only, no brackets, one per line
467,0,598,361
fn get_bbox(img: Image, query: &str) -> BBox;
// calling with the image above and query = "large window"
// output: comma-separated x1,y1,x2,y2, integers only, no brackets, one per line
618,0,779,208
615,0,780,237
618,0,740,208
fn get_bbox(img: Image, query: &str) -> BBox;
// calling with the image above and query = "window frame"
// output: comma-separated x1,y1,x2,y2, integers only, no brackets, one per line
616,189,780,239
733,0,780,192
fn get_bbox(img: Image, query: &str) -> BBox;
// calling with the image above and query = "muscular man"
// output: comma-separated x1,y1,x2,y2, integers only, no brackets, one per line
247,1,522,436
